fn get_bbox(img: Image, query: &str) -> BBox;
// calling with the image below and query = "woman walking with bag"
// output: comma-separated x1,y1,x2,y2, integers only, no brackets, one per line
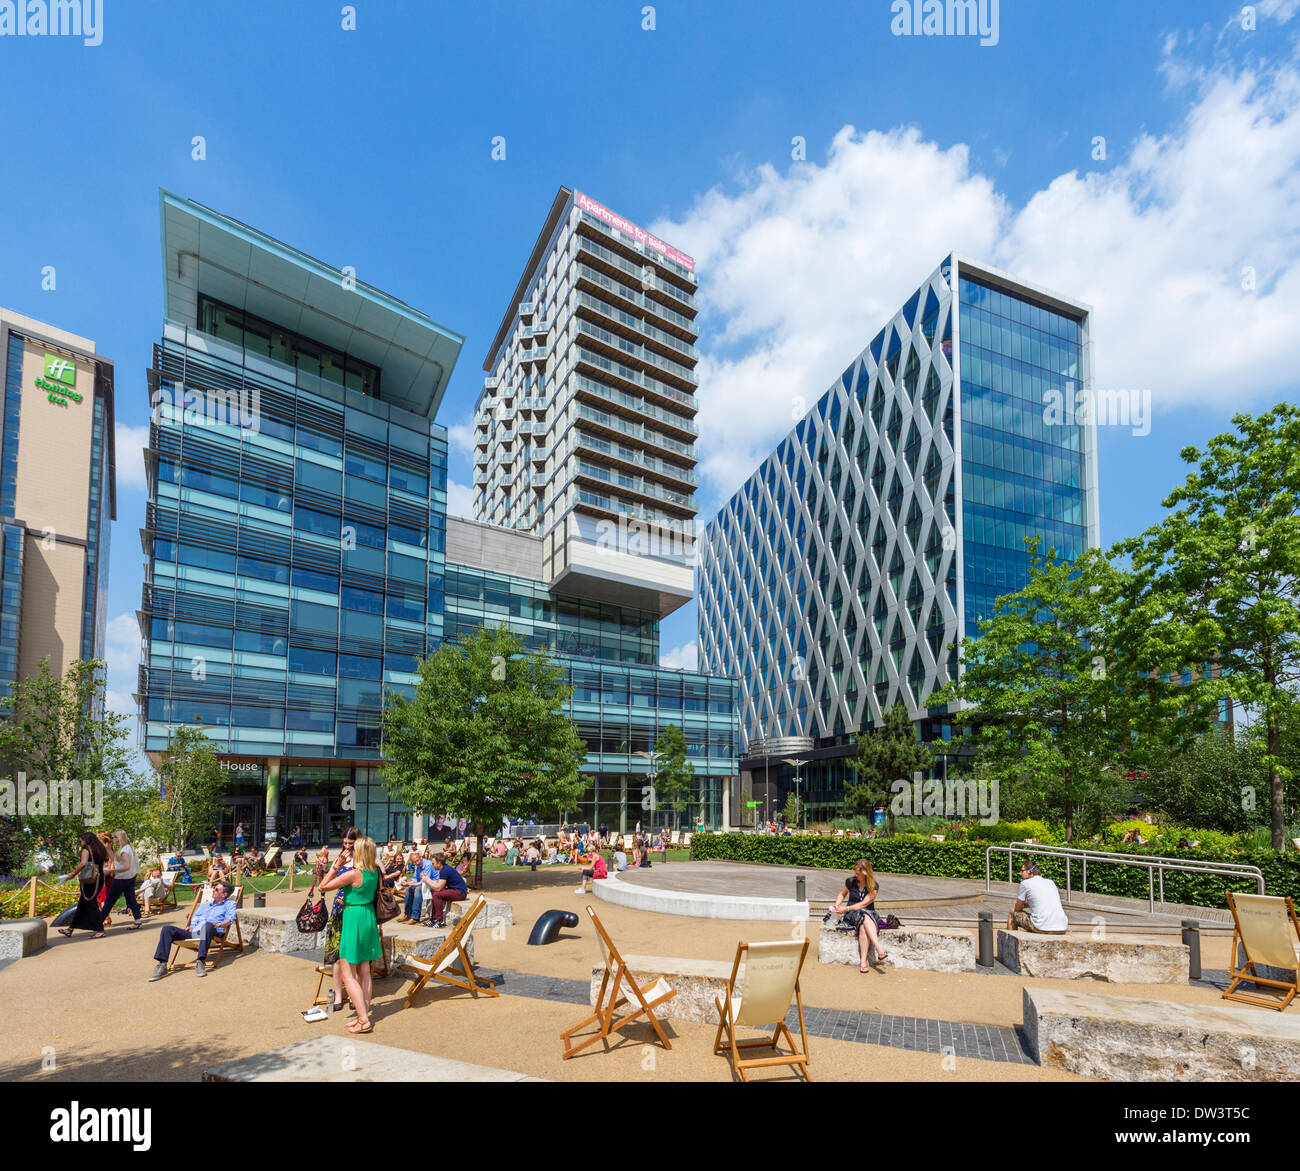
57,832,111,939
321,835,382,1034
100,830,144,930
830,859,889,972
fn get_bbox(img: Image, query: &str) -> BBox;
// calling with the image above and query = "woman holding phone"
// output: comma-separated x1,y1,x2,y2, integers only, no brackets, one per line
320,834,382,1033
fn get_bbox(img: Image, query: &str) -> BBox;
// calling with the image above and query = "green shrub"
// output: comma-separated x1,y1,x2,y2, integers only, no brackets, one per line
964,818,1061,844
689,833,1300,908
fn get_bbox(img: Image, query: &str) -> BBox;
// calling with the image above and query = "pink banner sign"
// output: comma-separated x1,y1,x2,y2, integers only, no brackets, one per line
573,190,695,273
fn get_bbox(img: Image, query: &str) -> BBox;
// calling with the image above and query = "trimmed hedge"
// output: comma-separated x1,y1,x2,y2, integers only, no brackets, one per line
689,833,1300,909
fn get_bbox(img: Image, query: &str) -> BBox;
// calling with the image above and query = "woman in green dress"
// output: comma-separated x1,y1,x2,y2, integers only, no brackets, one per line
321,834,381,1033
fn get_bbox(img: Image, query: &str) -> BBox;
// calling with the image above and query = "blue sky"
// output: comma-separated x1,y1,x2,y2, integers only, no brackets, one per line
0,0,1297,712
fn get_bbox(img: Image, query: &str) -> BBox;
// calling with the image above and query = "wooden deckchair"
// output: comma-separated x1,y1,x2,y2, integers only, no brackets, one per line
1223,891,1300,1012
622,833,635,851
152,870,181,913
168,885,244,972
561,905,676,1060
713,939,812,1082
401,896,497,1007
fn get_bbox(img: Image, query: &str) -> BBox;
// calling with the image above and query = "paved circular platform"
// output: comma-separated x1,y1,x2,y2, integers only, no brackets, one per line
601,861,1234,931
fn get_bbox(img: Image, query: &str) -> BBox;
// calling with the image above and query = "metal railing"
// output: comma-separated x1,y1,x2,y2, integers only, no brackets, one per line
984,843,1265,913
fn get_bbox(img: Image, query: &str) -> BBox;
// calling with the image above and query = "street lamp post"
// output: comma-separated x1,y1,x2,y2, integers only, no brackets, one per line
782,757,809,830
634,749,662,832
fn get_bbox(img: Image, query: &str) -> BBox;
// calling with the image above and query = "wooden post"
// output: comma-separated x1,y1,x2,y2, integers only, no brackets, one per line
289,864,295,892
29,875,38,918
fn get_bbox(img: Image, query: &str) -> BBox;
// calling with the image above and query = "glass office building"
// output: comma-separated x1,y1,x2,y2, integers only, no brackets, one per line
698,256,1098,824
140,192,736,844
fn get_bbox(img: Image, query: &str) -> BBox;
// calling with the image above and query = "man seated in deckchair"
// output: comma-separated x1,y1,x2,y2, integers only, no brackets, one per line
148,881,237,981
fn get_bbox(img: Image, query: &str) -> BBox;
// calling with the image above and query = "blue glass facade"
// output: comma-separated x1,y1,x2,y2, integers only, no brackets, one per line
957,274,1090,634
142,193,737,843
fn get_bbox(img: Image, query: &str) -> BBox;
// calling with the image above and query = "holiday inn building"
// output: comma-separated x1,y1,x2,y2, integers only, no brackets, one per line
0,308,115,703
139,191,736,846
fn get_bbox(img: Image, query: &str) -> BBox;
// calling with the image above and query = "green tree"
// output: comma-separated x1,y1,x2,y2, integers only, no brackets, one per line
931,543,1133,842
155,724,225,853
0,658,133,868
1135,724,1266,833
380,625,588,887
846,702,932,836
781,789,802,829
1115,404,1300,849
651,723,695,831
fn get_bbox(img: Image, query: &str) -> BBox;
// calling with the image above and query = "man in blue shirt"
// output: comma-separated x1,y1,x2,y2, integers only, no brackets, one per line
422,852,468,928
403,851,438,923
149,881,237,980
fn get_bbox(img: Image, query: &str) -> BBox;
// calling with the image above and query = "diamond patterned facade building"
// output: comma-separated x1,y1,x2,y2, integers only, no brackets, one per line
698,256,1100,825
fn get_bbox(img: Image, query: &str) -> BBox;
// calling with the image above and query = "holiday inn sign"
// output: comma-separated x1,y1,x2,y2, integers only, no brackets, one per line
35,353,83,407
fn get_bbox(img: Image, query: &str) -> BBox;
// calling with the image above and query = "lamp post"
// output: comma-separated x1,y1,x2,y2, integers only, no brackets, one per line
782,757,809,830
634,748,662,831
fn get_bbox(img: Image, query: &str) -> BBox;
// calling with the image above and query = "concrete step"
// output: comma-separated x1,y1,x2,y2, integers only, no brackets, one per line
998,930,1190,984
0,917,47,960
817,925,976,972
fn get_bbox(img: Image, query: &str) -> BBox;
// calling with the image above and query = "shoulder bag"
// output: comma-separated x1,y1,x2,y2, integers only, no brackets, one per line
296,881,329,934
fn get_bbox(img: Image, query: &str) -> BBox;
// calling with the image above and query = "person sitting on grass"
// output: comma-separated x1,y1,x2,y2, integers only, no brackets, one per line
422,851,468,928
1006,860,1068,935
544,842,559,864
524,841,541,871
504,839,523,867
574,848,607,894
830,859,890,972
148,880,238,980
492,838,509,858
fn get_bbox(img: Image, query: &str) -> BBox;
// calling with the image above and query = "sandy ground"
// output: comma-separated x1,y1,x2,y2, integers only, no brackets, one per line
0,863,1244,1083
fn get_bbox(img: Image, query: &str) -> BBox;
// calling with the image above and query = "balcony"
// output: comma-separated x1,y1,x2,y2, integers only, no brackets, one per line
573,459,695,515
530,472,548,489
474,471,489,485
572,428,699,488
573,346,697,416
571,370,697,438
573,318,698,391
519,301,535,318
574,208,697,289
574,291,699,364
573,399,698,458
573,236,698,316
484,375,501,390
520,346,549,367
572,261,699,340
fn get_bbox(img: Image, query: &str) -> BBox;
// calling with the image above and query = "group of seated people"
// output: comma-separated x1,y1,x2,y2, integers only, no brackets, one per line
387,841,472,928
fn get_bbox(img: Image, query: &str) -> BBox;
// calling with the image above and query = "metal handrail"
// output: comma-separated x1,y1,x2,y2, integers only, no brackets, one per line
984,843,1265,913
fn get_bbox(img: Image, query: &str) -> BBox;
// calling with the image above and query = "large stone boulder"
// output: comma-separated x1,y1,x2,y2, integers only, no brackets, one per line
590,955,733,1025
1023,986,1300,1081
817,925,976,972
998,931,1189,984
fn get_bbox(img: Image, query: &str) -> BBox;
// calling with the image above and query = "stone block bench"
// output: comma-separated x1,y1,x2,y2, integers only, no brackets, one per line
233,907,322,954
0,916,47,960
818,926,976,973
445,897,513,931
386,922,474,967
203,1035,545,1082
590,955,735,1025
1022,986,1300,1081
998,931,1189,983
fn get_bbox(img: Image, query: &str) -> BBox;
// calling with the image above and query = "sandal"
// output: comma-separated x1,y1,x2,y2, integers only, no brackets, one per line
57,927,74,937
346,1019,372,1034
129,921,142,930
91,932,107,939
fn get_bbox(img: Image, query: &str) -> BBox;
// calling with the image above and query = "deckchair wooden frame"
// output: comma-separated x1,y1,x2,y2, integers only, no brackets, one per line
401,896,497,1007
712,938,812,1082
1223,890,1300,1012
168,884,244,972
560,905,676,1060
152,870,181,913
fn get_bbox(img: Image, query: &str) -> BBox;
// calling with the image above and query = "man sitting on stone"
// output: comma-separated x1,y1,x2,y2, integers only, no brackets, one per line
149,880,238,980
1006,861,1068,934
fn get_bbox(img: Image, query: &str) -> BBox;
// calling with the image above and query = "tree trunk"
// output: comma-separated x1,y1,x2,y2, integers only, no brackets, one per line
474,820,484,889
1268,718,1285,852
1064,797,1074,844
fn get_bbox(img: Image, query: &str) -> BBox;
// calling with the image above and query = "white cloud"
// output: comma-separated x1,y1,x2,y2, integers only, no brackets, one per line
114,423,149,491
446,478,476,519
660,642,698,671
446,418,475,455
652,53,1300,514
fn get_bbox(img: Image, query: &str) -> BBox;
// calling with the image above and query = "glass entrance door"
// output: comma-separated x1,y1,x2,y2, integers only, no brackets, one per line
286,798,328,848
216,798,260,853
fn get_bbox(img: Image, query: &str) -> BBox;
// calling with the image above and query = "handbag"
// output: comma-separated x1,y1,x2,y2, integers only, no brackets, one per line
296,882,328,934
78,856,98,883
374,881,399,925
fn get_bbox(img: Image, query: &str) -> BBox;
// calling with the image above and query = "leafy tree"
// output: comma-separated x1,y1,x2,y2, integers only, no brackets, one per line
781,789,802,829
930,543,1133,842
651,723,694,830
155,724,225,853
1115,404,1300,849
380,625,588,887
0,658,133,868
846,702,932,836
1135,724,1267,833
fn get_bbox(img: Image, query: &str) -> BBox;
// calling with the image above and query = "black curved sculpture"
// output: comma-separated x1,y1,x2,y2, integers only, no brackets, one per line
527,908,579,945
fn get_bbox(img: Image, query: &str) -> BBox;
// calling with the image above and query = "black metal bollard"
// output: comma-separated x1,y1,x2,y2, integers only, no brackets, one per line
1181,918,1202,981
977,910,994,968
254,892,266,908
796,875,806,903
